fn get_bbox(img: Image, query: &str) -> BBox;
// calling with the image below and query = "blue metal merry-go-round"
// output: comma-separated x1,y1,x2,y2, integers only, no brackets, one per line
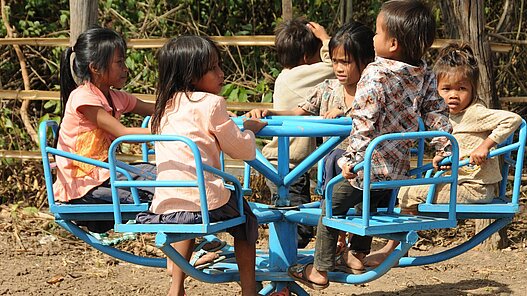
39,116,526,295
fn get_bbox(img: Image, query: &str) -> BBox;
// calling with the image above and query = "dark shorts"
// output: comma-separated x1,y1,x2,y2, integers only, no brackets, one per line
65,162,156,233
136,191,258,244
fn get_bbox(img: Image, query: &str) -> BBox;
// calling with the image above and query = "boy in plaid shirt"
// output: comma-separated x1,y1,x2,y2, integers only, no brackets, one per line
288,0,451,290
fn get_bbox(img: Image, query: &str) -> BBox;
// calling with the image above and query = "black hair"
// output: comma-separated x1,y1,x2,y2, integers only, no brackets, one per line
329,21,375,69
151,36,221,134
59,26,127,119
274,17,322,68
434,43,480,98
380,0,435,65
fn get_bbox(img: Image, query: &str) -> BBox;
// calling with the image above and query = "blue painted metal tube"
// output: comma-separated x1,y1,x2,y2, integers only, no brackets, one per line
324,131,459,227
56,220,166,268
328,232,417,284
39,121,59,209
511,121,526,204
140,116,151,162
276,136,290,206
399,217,513,267
108,135,211,225
284,136,343,187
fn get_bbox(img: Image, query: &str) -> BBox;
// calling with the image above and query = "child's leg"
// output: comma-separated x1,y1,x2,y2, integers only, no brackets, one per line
234,238,257,296
168,239,194,296
303,181,362,283
363,208,416,267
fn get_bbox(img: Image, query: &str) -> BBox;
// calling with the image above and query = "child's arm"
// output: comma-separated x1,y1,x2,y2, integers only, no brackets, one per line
132,99,155,116
307,22,331,64
79,105,150,137
468,104,522,165
322,108,344,119
245,107,308,119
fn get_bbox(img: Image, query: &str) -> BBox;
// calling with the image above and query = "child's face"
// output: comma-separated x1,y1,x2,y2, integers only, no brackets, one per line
193,59,224,95
331,46,361,88
104,48,128,89
437,72,473,114
373,13,394,59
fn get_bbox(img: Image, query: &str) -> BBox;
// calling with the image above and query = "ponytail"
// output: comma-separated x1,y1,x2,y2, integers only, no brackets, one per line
59,47,77,119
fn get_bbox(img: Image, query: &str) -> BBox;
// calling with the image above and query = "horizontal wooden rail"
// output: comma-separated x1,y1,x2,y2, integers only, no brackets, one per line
0,150,246,170
0,90,272,111
0,37,513,52
500,97,527,103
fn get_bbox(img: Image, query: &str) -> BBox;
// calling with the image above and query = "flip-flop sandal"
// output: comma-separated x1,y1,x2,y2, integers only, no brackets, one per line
190,249,227,270
287,263,329,291
194,236,227,253
334,253,365,275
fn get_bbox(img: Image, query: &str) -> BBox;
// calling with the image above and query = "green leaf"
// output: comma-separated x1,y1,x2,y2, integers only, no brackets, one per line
227,88,239,102
262,92,273,103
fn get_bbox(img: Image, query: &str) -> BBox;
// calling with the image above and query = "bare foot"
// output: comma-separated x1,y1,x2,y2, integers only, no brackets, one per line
191,251,219,267
363,251,389,268
363,241,400,268
343,250,365,270
304,264,327,285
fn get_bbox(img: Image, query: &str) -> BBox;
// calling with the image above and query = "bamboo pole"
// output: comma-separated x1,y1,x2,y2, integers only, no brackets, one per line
1,0,38,145
0,37,513,52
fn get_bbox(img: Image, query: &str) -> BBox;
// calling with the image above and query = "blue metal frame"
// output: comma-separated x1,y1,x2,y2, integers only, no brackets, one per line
39,116,527,295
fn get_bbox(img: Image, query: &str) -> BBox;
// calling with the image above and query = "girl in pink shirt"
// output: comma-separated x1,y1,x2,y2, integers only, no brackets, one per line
54,27,155,233
136,36,266,296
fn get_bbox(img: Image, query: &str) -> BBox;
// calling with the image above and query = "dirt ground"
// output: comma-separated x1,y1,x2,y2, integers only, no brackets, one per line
0,205,526,296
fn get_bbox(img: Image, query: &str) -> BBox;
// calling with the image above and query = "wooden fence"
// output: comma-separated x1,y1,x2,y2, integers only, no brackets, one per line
0,36,521,162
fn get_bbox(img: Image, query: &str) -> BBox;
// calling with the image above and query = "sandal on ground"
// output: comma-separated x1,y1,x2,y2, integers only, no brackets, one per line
287,263,329,291
190,249,226,270
194,236,227,253
334,253,365,274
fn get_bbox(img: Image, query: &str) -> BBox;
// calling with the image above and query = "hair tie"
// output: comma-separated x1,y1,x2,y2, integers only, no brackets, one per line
69,51,81,85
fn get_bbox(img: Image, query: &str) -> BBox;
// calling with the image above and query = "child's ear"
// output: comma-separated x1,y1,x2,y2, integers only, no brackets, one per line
88,62,99,75
388,37,399,53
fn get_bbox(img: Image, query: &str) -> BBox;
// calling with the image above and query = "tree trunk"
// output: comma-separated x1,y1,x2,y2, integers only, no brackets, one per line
439,2,459,38
69,0,98,45
451,0,499,108
340,0,353,25
281,0,292,21
451,0,505,250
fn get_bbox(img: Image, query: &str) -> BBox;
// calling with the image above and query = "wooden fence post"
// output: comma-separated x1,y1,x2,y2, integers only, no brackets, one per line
69,0,98,45
281,0,292,21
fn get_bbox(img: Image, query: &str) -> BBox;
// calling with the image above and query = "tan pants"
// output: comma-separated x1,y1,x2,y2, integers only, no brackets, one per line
398,182,498,212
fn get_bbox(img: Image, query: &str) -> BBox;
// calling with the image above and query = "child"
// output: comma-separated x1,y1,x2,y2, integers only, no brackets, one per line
246,21,375,263
53,26,155,233
288,0,451,290
135,36,266,296
365,43,523,267
253,18,335,248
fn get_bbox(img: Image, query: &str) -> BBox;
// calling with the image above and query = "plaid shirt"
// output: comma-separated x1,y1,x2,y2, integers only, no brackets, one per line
339,57,452,189
299,79,351,150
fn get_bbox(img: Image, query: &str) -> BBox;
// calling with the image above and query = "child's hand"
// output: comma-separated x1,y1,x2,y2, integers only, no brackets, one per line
307,22,330,42
432,155,450,171
322,108,343,119
469,146,490,165
243,118,267,134
341,162,357,179
245,108,269,119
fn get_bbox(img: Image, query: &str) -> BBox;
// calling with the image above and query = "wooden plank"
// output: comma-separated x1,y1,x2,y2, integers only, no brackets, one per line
500,97,527,103
0,37,512,52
